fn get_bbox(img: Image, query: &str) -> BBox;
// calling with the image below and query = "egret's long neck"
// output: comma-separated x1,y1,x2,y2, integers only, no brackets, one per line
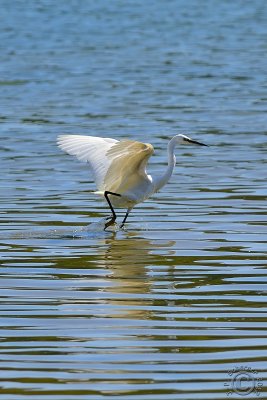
154,137,176,192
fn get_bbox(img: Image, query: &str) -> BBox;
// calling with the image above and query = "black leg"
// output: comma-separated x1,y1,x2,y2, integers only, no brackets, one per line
104,191,121,230
120,208,131,229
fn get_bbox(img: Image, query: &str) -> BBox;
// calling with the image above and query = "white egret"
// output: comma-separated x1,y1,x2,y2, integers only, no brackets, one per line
57,134,207,229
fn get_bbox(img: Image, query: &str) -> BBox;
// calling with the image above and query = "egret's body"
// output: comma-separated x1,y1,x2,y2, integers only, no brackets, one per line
57,134,207,229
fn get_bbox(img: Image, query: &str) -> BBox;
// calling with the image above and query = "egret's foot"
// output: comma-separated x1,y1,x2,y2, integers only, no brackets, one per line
104,215,116,230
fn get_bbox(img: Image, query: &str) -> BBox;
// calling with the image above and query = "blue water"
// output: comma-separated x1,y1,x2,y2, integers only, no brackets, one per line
1,1,267,399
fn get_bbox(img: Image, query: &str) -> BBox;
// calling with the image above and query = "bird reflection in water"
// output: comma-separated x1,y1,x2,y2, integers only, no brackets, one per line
94,232,175,319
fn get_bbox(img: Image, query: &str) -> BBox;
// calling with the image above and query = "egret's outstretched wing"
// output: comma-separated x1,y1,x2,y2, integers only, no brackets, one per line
57,135,154,194
57,135,118,190
104,140,154,193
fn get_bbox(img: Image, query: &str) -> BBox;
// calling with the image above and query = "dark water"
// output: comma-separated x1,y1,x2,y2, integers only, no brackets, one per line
1,1,267,399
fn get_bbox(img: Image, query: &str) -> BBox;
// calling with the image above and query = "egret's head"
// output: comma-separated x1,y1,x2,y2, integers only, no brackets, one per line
175,134,208,146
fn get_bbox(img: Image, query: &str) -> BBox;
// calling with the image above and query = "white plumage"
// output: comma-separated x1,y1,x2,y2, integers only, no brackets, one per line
57,135,118,190
57,134,207,229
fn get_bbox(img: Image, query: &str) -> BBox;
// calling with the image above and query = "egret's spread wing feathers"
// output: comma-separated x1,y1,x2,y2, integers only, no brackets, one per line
104,140,154,193
57,135,154,194
57,135,118,190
